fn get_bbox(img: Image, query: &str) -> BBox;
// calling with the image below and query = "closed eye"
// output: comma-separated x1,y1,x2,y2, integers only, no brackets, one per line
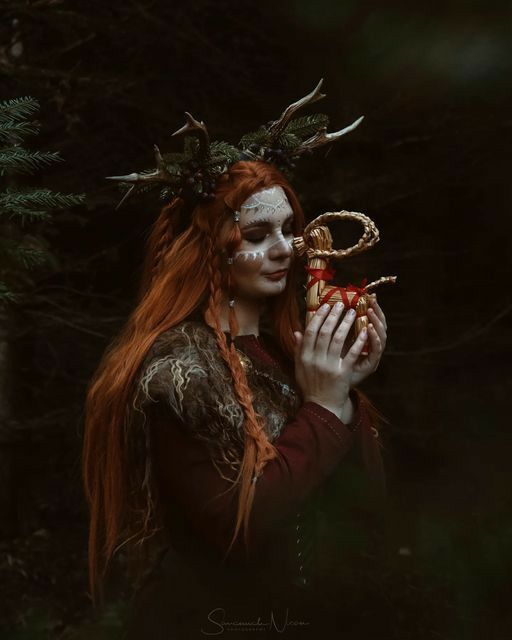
245,226,294,244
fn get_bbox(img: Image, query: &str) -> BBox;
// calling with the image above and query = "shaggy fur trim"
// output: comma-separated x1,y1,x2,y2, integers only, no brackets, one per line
135,319,301,470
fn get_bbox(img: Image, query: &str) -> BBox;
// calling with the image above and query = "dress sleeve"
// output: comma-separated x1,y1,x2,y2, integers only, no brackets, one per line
150,387,372,559
137,324,380,560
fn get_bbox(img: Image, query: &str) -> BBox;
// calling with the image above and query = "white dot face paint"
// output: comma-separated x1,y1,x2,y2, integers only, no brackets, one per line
229,186,295,300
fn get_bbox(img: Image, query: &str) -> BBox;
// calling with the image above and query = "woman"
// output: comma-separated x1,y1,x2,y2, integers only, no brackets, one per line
83,160,388,638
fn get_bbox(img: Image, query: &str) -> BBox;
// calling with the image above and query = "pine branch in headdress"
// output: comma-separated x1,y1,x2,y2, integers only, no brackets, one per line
207,141,241,168
275,132,302,150
283,114,329,140
238,128,272,151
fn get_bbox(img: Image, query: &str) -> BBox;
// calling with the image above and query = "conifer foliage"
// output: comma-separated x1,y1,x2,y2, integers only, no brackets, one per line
0,97,84,303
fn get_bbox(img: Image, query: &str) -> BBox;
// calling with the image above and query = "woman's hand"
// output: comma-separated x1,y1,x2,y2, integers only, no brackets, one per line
293,301,369,415
344,296,388,387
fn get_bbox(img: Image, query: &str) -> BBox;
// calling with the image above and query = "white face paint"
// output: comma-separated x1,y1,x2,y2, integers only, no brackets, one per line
229,186,295,300
234,186,294,262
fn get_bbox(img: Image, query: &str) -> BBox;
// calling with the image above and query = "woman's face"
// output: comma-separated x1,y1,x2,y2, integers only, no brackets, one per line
229,186,295,300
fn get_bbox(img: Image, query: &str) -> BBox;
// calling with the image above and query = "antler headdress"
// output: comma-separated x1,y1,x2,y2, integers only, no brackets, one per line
106,79,364,208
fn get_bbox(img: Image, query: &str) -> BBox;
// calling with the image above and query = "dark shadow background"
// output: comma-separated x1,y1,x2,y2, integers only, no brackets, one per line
1,0,511,638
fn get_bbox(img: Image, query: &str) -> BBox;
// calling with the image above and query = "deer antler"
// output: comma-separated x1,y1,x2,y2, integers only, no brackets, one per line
172,111,210,159
267,78,326,142
106,145,177,209
295,116,364,154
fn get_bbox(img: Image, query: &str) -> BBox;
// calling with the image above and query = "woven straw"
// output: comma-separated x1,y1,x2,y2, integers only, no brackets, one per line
292,210,397,355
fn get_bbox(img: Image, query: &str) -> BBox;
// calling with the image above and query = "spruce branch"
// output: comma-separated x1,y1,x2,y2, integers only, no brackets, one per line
0,188,84,212
0,97,39,122
0,120,41,143
0,147,63,176
0,95,84,305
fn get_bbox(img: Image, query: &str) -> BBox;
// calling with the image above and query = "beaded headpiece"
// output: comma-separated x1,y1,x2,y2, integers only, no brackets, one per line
106,79,364,209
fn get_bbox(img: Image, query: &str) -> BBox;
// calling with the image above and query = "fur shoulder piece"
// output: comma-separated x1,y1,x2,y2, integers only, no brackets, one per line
134,318,302,474
135,319,246,469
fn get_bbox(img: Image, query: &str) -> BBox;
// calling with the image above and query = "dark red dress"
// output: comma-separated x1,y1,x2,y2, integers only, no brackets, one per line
123,323,387,639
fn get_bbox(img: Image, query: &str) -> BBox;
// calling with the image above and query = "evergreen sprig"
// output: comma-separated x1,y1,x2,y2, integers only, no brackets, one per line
283,114,329,139
0,148,62,176
239,128,271,150
0,97,39,122
0,96,85,304
0,188,83,210
276,132,302,150
0,188,83,224
0,120,40,144
207,141,240,168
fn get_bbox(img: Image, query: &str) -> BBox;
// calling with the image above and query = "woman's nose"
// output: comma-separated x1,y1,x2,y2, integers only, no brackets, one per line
268,236,293,259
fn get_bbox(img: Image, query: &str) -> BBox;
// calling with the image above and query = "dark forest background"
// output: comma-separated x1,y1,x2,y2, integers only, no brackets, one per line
1,0,511,638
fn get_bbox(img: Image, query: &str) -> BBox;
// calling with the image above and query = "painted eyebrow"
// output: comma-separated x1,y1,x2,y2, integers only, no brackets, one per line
241,213,294,231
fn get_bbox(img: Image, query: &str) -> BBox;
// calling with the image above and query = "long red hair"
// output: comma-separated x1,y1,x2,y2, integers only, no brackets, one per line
82,160,387,605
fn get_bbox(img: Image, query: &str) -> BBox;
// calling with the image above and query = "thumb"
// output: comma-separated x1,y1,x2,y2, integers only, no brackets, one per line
293,331,303,348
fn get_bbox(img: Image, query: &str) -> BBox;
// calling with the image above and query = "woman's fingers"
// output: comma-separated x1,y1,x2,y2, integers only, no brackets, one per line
328,307,356,359
369,298,387,331
342,326,368,368
300,304,331,360
314,302,344,358
368,308,387,347
366,323,383,369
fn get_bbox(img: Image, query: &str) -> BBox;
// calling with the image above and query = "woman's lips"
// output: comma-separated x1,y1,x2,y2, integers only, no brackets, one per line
265,270,287,280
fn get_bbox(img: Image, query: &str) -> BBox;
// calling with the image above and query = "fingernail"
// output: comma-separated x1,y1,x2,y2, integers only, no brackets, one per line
349,308,356,317
334,301,342,310
321,303,330,311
